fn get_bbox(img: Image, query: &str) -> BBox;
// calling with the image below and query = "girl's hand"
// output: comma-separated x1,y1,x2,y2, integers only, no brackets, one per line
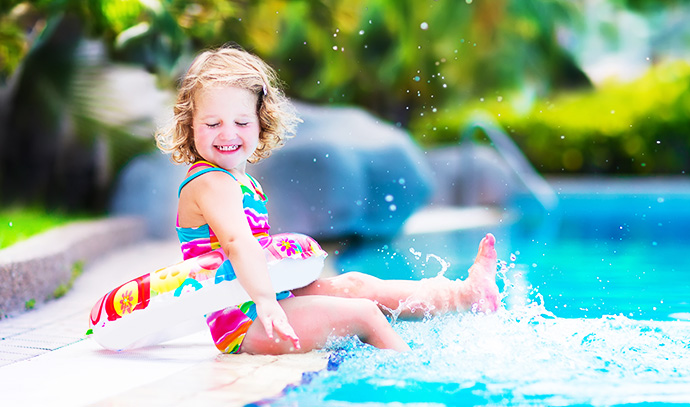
255,300,301,350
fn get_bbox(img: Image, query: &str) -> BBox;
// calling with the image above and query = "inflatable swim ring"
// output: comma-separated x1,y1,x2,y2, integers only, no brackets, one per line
88,233,326,351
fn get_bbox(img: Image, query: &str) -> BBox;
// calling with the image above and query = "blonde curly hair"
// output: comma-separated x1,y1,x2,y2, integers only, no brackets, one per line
156,44,300,164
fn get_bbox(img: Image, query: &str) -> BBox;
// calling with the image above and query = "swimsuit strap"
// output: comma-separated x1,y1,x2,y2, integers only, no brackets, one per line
178,165,238,198
188,160,217,172
245,173,266,200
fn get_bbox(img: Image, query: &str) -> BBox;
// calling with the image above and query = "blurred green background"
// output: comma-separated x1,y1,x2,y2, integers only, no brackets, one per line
1,0,689,215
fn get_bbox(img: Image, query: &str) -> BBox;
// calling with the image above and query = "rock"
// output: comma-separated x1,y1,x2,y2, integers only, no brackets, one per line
110,152,187,238
250,103,434,239
426,144,519,207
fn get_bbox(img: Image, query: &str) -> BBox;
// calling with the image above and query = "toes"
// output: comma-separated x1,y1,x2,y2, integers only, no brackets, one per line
481,233,496,251
476,233,497,261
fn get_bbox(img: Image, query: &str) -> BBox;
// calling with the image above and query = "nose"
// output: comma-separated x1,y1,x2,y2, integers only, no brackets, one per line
216,126,233,140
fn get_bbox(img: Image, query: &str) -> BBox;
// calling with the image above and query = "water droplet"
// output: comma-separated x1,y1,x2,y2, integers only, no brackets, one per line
398,178,406,185
389,204,397,211
359,30,365,35
420,22,429,30
413,76,421,82
332,46,338,51
385,194,394,202
510,253,517,261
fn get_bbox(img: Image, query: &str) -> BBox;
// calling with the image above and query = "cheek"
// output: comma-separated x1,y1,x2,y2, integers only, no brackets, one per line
241,126,261,144
193,127,212,146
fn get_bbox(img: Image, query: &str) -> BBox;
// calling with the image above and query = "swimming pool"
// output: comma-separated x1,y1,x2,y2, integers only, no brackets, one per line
260,178,690,406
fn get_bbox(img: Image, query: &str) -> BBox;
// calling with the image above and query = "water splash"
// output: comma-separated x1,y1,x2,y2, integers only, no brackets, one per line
278,301,690,406
272,255,690,406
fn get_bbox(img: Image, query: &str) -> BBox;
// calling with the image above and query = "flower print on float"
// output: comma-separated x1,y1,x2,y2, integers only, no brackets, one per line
278,238,298,257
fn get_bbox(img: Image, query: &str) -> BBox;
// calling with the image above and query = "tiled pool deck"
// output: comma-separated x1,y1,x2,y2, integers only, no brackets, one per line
0,238,333,406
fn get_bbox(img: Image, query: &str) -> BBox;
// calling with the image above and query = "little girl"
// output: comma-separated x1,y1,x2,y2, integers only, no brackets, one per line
156,44,500,355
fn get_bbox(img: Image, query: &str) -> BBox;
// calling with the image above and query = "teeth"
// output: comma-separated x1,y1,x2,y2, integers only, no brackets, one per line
217,145,239,151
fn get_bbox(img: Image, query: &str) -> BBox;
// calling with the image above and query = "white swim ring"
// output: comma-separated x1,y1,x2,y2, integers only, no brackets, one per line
88,233,326,351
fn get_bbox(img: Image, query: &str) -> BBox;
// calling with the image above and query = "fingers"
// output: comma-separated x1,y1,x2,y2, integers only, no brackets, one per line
272,319,301,350
257,304,301,350
262,317,275,339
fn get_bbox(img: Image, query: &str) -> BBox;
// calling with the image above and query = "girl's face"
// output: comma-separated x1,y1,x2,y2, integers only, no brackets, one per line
192,86,260,173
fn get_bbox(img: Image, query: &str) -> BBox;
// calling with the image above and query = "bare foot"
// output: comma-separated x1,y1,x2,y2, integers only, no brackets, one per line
400,233,500,316
461,233,500,312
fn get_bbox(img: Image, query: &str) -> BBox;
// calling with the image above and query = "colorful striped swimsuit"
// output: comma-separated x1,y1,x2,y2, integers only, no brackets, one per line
177,161,326,353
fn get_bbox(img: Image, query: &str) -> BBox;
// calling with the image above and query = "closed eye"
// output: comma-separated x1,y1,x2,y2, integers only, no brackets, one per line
236,122,249,127
206,122,220,128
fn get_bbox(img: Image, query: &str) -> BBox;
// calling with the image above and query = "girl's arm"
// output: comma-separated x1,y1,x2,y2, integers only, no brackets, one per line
190,171,300,349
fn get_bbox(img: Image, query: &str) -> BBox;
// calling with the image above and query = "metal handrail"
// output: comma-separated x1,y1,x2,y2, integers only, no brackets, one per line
460,113,559,211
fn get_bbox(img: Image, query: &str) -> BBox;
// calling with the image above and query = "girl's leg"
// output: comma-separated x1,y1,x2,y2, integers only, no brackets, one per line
240,296,410,354
293,233,500,318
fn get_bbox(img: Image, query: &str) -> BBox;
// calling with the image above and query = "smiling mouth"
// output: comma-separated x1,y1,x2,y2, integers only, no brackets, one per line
216,145,240,152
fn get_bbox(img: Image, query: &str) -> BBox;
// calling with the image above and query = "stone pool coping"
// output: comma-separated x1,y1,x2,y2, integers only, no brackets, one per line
0,216,146,317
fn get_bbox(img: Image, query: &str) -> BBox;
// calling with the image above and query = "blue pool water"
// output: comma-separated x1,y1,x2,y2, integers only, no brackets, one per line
265,178,690,406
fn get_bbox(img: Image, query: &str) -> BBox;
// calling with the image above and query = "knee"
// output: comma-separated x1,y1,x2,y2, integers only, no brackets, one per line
334,271,376,297
349,298,387,326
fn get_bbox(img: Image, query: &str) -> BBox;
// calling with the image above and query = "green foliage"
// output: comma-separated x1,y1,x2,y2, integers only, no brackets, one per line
165,0,586,126
0,3,27,80
0,207,91,249
52,260,84,299
615,0,687,12
1,0,687,186
33,0,577,125
0,6,162,211
413,61,690,175
24,298,36,310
